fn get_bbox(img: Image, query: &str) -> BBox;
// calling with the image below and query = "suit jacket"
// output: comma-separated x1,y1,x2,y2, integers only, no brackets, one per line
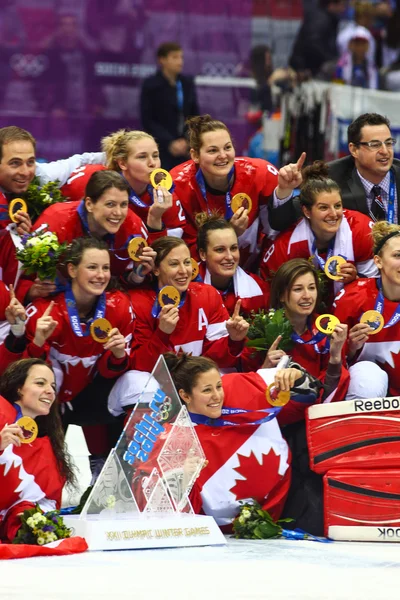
268,156,400,232
140,71,199,169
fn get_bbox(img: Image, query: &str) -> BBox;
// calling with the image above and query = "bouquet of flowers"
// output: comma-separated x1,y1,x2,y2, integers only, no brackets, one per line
232,501,293,540
16,229,66,281
13,505,72,546
246,308,293,353
24,176,66,220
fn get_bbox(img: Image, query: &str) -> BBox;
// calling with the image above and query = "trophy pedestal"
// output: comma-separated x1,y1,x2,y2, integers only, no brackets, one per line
64,513,226,551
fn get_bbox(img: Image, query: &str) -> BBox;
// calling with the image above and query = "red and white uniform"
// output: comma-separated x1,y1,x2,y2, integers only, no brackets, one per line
60,164,108,201
0,396,65,542
61,164,186,239
199,263,269,317
260,210,376,282
129,282,244,372
0,228,34,304
170,158,278,265
127,186,186,239
334,278,400,396
190,371,318,526
24,290,133,403
289,316,350,402
33,200,149,278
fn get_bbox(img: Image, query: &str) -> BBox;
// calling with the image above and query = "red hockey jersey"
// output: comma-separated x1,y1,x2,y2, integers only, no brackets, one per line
0,396,65,542
60,164,108,201
24,290,134,403
260,209,376,282
33,200,149,277
128,282,244,372
334,277,400,396
198,263,269,317
170,157,278,263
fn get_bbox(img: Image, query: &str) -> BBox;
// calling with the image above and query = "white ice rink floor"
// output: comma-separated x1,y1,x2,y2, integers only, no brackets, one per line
2,426,400,600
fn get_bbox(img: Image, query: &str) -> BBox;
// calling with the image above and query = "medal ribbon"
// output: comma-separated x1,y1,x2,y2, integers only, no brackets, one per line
77,200,139,262
189,405,281,427
65,283,107,338
291,317,330,355
374,277,400,329
310,237,336,271
13,404,23,422
195,166,235,220
151,289,186,318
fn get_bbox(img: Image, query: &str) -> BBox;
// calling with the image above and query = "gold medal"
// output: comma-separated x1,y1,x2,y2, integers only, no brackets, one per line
158,285,180,308
9,198,28,222
191,258,199,281
17,416,38,444
315,314,340,335
150,168,173,190
324,255,347,281
90,318,112,343
360,310,384,335
266,383,290,407
128,237,148,261
231,193,252,214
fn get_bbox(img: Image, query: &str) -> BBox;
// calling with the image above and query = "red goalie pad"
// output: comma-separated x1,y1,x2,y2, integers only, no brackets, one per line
306,397,400,474
324,469,400,540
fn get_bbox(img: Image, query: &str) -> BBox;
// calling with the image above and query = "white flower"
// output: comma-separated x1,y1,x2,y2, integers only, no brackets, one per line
26,517,35,528
26,237,41,247
238,516,245,525
41,193,52,204
37,536,45,545
242,508,251,520
106,495,116,508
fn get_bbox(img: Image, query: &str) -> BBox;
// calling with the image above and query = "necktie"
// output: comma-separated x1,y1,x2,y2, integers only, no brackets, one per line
370,185,386,222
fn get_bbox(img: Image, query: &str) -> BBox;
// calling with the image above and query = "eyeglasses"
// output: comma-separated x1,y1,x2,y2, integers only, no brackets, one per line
357,138,397,150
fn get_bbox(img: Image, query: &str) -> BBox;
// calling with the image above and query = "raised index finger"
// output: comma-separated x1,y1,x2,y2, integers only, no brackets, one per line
43,301,55,317
9,284,15,300
232,299,241,319
296,152,306,170
270,335,282,351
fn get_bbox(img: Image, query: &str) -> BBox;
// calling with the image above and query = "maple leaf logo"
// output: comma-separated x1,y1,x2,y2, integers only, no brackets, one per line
229,449,282,501
0,456,24,508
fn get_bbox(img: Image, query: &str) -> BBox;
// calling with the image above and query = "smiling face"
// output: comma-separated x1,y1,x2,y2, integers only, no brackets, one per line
85,187,129,236
68,248,111,299
281,272,318,322
180,368,224,419
118,138,161,192
374,236,400,291
16,364,56,419
0,140,36,194
154,244,192,294
191,129,235,182
349,124,394,184
302,190,343,244
199,228,239,284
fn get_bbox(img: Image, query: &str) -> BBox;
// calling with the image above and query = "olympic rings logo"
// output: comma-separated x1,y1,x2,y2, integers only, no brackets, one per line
154,395,172,422
202,62,236,77
10,54,49,77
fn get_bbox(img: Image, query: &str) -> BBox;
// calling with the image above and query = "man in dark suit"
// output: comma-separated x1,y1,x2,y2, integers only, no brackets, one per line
140,42,199,170
269,113,400,231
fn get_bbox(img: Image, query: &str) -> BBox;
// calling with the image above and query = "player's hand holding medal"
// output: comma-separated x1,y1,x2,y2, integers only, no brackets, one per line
229,193,251,238
324,255,357,284
148,168,174,225
90,317,126,359
157,285,181,335
127,236,156,280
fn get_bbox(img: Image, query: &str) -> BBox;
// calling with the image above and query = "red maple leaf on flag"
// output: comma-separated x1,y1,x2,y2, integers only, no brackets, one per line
0,459,24,508
229,449,282,501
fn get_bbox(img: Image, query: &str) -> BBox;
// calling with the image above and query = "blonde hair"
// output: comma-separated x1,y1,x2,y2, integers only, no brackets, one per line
101,129,156,171
372,221,400,256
